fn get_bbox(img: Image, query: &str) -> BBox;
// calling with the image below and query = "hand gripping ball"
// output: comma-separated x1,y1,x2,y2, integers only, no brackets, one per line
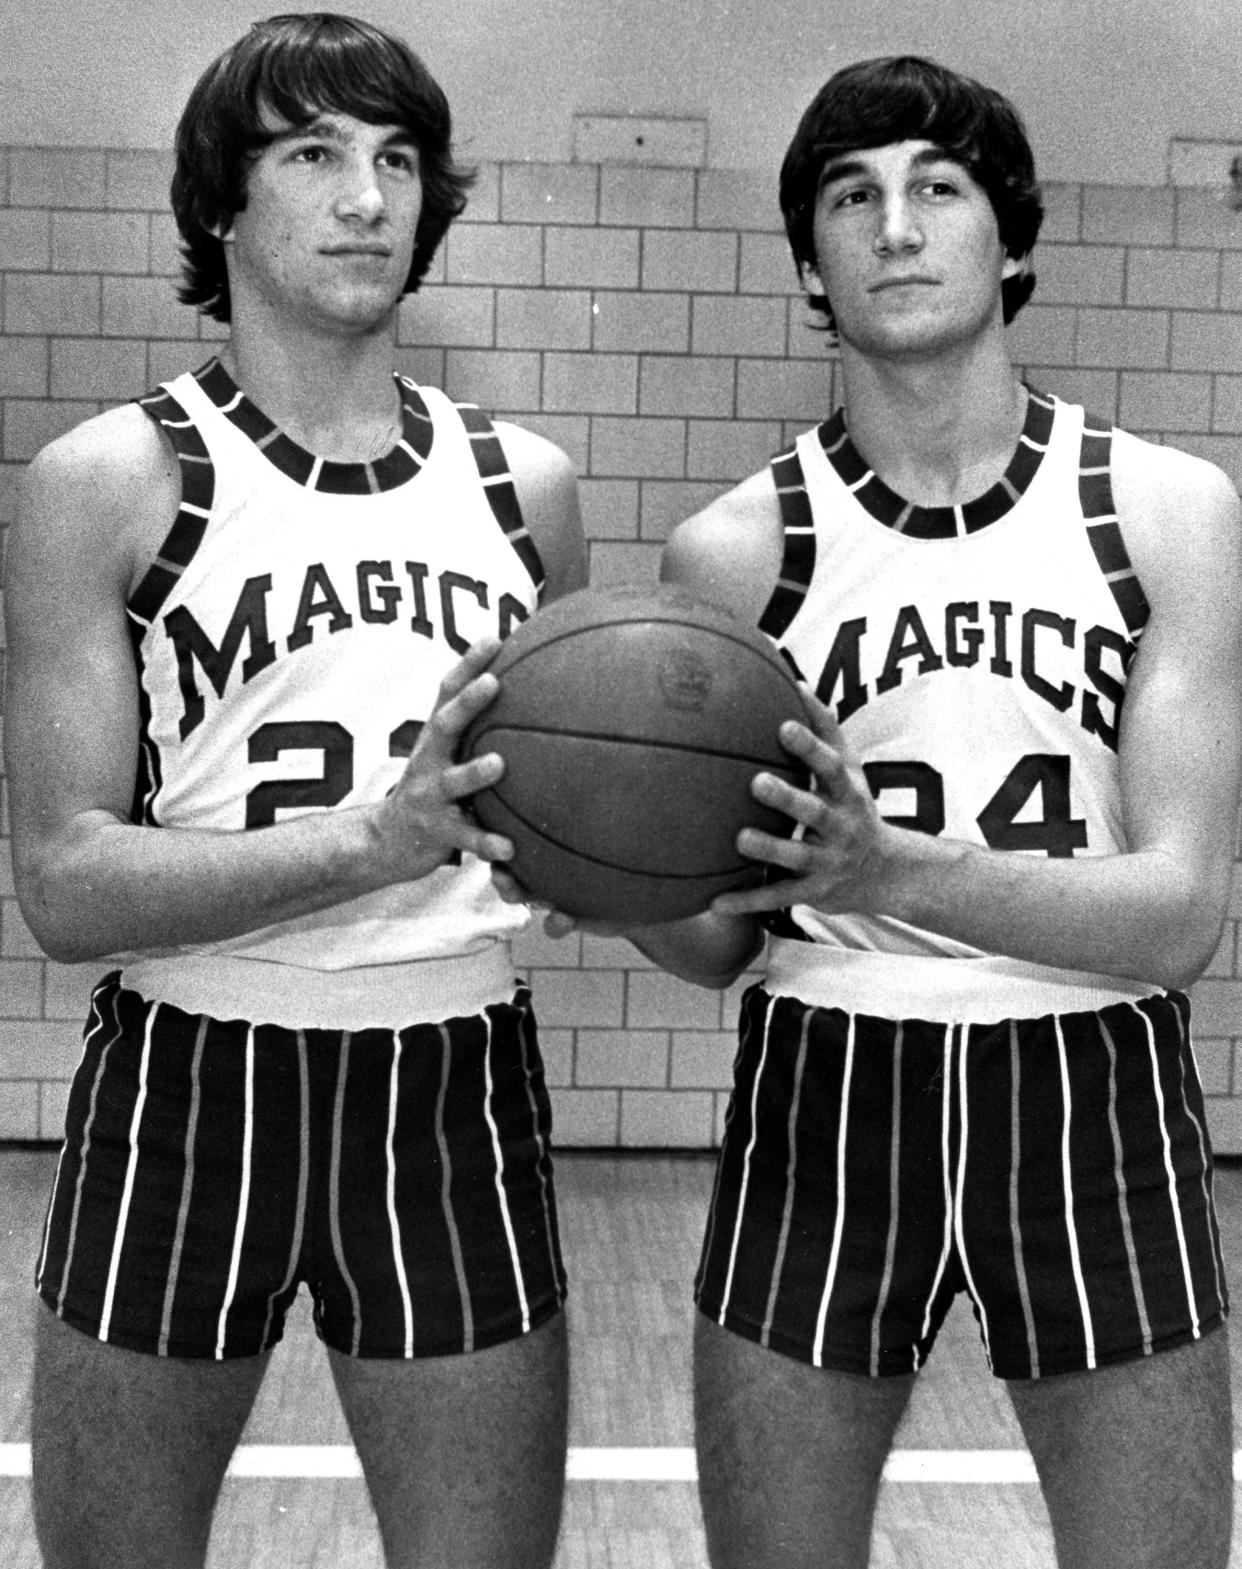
462,584,804,924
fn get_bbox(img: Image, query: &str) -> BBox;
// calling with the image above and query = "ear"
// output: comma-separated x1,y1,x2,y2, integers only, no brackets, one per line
799,257,827,300
1001,250,1025,281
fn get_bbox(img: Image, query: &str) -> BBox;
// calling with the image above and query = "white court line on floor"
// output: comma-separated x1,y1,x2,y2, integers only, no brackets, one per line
4,1443,1242,1483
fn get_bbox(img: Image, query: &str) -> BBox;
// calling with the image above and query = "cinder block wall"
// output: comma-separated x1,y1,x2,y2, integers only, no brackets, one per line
2,148,1241,1150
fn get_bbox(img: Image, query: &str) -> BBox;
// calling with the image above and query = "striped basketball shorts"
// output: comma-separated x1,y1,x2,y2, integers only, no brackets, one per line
695,984,1228,1379
37,972,567,1361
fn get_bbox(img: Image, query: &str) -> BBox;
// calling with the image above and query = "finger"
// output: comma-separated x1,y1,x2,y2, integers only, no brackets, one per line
454,825,514,864
711,880,803,917
736,825,816,869
441,749,504,798
432,639,503,713
490,865,528,904
750,769,828,824
794,688,845,748
543,909,580,939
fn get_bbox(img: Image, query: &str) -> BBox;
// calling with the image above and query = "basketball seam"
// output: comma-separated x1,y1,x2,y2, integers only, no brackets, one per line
469,725,802,770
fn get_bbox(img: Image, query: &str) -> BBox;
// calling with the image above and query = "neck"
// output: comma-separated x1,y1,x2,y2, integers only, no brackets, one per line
837,334,1025,508
219,310,403,462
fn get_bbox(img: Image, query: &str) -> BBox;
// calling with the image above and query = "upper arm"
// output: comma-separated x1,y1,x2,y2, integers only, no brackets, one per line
660,469,785,623
1112,432,1242,917
495,422,588,604
4,408,176,890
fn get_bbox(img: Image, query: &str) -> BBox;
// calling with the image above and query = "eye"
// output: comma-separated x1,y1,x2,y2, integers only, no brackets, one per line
828,185,873,211
290,143,330,166
379,148,418,175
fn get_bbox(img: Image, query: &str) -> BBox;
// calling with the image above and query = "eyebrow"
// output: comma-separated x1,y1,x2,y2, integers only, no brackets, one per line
817,146,960,190
265,118,417,151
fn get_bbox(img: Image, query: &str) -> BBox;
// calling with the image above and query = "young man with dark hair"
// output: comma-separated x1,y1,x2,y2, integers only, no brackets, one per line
7,14,586,1568
642,54,1240,1568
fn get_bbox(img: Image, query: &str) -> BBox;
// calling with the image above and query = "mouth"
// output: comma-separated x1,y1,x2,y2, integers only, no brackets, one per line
322,245,393,258
869,277,939,293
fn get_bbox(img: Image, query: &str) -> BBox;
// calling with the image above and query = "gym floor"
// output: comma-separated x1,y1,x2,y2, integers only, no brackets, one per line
3,1145,1241,1567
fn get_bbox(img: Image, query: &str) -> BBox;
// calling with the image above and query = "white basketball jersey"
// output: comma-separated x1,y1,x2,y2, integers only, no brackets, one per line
126,359,543,974
760,389,1151,990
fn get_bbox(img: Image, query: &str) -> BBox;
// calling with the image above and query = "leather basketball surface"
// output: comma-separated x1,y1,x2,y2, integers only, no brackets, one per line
463,585,805,923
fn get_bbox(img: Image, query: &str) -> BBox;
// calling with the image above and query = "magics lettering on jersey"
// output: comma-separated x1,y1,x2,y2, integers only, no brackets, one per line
760,390,1148,958
120,359,543,970
163,554,532,742
804,594,1131,750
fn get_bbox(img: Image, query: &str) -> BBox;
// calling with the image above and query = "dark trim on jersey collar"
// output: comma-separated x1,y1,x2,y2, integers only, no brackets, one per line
194,357,435,495
817,387,1055,539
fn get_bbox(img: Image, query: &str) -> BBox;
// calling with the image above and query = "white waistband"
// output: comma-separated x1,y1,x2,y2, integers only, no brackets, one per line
119,943,518,1031
765,941,1160,1025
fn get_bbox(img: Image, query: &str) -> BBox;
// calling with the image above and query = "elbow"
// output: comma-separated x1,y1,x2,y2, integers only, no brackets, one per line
1146,898,1229,994
12,866,113,967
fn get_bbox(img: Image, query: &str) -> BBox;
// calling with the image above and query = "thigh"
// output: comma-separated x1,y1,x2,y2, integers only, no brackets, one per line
31,1303,269,1569
1007,1327,1233,1569
328,1310,569,1569
694,1313,915,1569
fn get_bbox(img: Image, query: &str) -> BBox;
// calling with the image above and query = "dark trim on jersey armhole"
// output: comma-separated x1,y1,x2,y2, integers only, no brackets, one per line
1078,418,1150,638
455,403,547,600
128,383,216,628
759,443,817,643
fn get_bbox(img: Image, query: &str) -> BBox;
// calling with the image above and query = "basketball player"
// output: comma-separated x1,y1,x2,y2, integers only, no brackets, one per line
5,15,586,1569
634,54,1241,1569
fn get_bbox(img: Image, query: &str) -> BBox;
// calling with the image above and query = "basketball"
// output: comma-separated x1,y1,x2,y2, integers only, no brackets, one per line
462,584,805,925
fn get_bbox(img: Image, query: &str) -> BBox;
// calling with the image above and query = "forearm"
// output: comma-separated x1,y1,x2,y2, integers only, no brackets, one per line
873,827,1226,991
626,910,763,990
16,804,393,964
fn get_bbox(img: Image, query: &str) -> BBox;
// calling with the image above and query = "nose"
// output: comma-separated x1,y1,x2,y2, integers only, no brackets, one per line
874,192,922,256
335,155,386,224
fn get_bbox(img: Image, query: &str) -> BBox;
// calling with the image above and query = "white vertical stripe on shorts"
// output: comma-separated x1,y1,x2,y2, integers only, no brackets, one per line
812,1013,855,1368
329,1035,364,1355
954,1028,992,1368
1055,1016,1095,1369
719,994,775,1325
1141,1006,1201,1337
44,987,120,1304
100,1004,157,1344
1099,1013,1152,1354
215,1025,255,1360
159,1016,208,1354
483,1012,530,1332
1007,1022,1041,1377
386,1032,416,1357
916,1028,955,1369
762,1009,811,1351
260,1031,311,1351
435,1023,475,1353
869,1022,904,1377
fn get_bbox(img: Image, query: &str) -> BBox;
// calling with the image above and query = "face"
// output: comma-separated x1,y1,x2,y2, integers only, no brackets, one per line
802,139,1021,360
220,110,423,335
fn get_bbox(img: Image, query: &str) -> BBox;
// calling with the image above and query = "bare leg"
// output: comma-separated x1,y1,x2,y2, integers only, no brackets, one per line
694,1314,916,1569
1007,1327,1233,1569
328,1310,569,1569
31,1303,270,1569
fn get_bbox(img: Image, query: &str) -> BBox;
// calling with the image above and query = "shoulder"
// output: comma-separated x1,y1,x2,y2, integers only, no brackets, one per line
493,420,588,600
493,419,578,500
15,402,180,593
1110,429,1242,596
661,467,784,623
